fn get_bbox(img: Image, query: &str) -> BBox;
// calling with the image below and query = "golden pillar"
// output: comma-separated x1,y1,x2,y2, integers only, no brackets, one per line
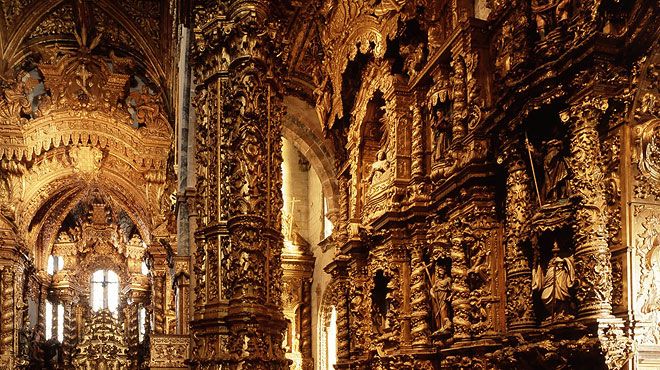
190,1,288,368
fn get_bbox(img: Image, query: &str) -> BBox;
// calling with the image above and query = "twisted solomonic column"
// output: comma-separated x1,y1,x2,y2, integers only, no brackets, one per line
562,96,613,322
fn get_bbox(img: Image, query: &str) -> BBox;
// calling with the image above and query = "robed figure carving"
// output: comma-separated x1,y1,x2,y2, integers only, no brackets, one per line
533,242,576,320
431,109,451,163
426,263,452,335
366,148,390,185
541,139,570,202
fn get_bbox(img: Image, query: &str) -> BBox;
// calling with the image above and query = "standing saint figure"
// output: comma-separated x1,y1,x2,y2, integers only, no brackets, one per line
533,241,576,319
428,264,452,334
431,109,451,163
542,139,570,202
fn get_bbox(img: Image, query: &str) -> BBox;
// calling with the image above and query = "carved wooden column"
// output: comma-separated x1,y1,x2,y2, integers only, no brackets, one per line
124,276,149,369
190,1,288,368
0,235,28,369
347,258,369,359
152,268,167,334
56,289,77,368
449,232,471,340
337,175,351,243
503,147,536,330
173,256,190,335
301,278,313,370
410,106,425,183
409,242,431,348
449,55,467,141
563,96,613,321
325,257,350,367
0,265,17,365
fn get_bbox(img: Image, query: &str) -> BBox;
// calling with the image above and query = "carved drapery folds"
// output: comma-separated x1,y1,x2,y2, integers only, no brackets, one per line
190,1,288,368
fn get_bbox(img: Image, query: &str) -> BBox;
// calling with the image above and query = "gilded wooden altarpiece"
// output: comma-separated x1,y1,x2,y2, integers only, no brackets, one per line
0,0,180,368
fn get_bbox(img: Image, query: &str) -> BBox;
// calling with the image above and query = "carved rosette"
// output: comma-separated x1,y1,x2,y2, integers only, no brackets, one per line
563,97,613,321
504,149,536,330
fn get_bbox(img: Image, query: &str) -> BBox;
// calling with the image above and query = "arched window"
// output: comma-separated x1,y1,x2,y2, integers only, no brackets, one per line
45,301,64,342
47,255,64,275
327,306,338,368
322,196,334,240
141,260,150,275
138,307,147,342
45,255,65,342
318,304,338,370
91,269,119,314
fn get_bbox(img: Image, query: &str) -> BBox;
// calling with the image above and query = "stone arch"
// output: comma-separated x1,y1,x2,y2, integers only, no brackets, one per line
283,96,339,222
24,176,153,270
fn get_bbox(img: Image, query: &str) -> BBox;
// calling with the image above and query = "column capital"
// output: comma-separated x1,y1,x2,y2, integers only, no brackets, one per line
560,95,609,126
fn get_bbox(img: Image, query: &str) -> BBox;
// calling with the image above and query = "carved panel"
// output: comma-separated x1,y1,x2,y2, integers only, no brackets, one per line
150,335,190,368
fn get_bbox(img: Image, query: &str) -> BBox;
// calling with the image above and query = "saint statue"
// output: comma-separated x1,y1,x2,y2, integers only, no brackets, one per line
533,241,576,319
541,139,569,202
366,148,389,185
428,264,452,334
431,109,451,162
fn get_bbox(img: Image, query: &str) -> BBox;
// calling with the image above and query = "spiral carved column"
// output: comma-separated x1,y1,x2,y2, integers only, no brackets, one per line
504,147,536,330
152,270,166,334
563,96,613,322
409,244,431,347
0,266,16,361
301,278,313,370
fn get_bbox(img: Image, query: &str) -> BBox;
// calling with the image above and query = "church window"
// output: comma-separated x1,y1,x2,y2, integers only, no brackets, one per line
91,269,120,314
